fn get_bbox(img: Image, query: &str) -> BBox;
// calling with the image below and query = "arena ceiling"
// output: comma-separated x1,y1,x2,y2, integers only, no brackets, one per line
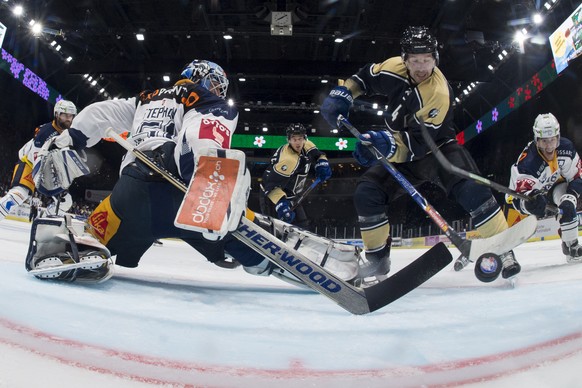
0,0,577,136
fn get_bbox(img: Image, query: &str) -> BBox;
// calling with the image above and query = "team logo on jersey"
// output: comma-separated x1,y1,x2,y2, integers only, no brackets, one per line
515,178,535,193
199,118,231,148
428,108,440,118
281,165,288,171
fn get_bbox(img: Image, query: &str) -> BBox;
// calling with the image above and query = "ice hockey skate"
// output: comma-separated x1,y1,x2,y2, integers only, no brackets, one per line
500,250,521,279
562,241,582,263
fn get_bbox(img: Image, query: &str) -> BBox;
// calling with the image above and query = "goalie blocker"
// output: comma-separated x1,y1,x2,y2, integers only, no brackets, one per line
175,148,250,239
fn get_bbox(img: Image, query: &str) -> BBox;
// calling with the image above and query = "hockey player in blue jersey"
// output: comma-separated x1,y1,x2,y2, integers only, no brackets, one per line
320,26,520,280
0,99,77,221
507,113,582,263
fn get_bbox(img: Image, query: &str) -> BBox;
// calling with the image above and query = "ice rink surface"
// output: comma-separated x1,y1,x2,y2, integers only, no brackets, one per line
1,218,582,387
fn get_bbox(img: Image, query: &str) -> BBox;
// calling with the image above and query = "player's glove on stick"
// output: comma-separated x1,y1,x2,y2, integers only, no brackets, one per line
275,198,295,223
353,130,397,167
320,86,353,128
522,189,549,218
314,159,332,181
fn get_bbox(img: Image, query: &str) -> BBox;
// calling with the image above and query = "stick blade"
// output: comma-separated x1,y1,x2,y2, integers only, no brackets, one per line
364,242,452,312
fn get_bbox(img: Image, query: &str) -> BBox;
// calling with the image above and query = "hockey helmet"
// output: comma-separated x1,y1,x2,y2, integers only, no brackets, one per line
181,60,229,99
400,26,439,65
286,123,307,139
54,99,77,117
533,113,560,140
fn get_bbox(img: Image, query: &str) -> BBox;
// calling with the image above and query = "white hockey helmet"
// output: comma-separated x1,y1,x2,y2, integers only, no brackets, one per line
533,113,560,140
180,59,229,99
54,99,77,117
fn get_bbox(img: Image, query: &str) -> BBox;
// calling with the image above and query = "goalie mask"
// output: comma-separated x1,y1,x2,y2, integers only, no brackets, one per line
181,60,229,99
533,113,560,141
401,26,439,65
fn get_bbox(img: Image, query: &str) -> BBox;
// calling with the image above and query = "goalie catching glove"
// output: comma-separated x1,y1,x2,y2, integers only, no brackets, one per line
32,140,90,196
175,147,250,239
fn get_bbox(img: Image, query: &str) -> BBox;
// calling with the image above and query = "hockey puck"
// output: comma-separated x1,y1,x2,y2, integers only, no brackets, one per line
474,252,502,283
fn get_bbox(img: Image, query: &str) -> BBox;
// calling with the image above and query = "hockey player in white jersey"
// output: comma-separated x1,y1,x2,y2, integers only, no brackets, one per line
507,113,582,263
29,59,359,285
0,99,77,222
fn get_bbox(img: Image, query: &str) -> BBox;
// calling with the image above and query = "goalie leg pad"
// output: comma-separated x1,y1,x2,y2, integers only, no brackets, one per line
252,212,359,281
175,148,250,238
46,192,74,216
33,148,90,196
26,216,113,283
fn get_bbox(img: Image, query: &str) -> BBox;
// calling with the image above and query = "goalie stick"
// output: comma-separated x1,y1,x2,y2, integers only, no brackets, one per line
337,116,537,274
105,128,452,314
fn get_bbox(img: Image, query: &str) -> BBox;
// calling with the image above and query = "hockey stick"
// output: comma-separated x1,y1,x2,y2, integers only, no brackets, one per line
416,120,560,214
105,128,451,314
337,116,537,265
338,116,471,256
291,178,321,211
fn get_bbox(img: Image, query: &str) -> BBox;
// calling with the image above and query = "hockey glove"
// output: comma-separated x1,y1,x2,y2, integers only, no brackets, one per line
275,198,295,223
353,130,397,167
522,189,548,218
314,159,332,181
320,86,353,128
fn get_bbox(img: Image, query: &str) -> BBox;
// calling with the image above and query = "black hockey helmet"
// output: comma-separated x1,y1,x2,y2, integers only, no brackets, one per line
400,26,439,65
286,123,307,139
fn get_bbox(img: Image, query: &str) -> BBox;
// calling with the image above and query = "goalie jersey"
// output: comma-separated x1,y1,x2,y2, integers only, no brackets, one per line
66,79,238,182
261,140,326,204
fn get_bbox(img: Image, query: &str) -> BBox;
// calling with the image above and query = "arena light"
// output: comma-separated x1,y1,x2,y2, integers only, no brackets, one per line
12,5,24,16
162,75,170,82
66,56,72,62
31,23,42,35
135,33,144,41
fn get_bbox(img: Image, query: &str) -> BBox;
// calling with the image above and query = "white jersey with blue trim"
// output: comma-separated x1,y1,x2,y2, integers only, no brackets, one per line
507,137,582,199
67,79,238,180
